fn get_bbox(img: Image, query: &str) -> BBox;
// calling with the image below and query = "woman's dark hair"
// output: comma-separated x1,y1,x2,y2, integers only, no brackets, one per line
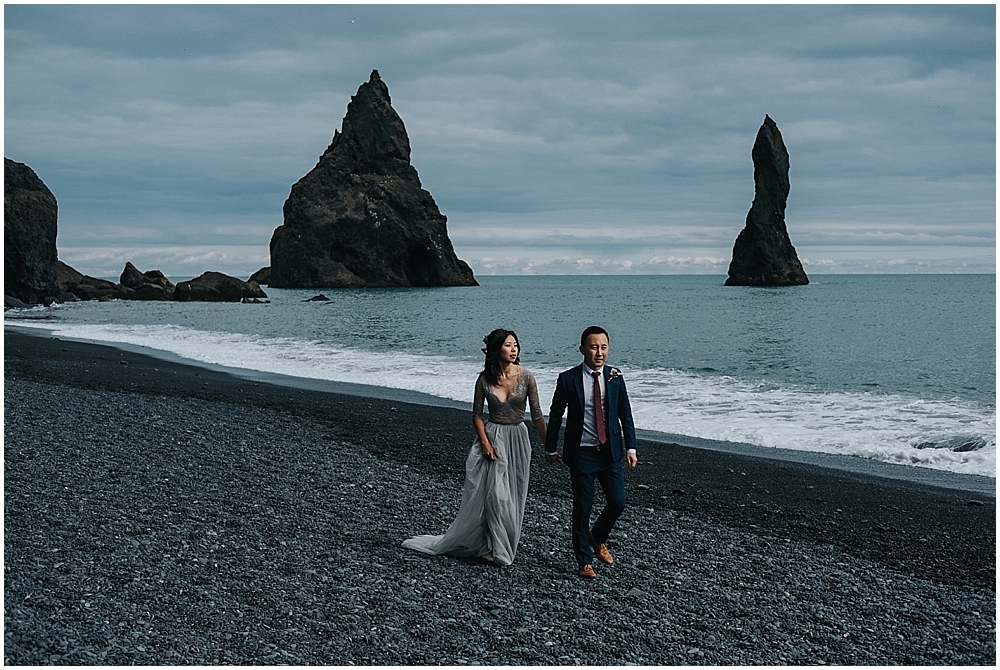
481,328,520,386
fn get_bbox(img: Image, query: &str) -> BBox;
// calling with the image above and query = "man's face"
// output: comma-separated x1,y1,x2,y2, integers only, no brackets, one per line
579,333,609,370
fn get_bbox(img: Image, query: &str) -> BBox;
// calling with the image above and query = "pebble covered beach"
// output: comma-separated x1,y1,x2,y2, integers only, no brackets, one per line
4,329,995,665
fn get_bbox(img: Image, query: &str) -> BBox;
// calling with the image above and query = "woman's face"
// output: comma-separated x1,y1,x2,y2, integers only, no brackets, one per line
501,335,519,364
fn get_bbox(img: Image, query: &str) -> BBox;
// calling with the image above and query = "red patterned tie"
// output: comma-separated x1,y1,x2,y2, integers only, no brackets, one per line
592,371,607,445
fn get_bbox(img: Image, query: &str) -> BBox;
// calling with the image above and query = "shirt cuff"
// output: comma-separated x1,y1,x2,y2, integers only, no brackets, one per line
627,449,637,454
544,451,559,455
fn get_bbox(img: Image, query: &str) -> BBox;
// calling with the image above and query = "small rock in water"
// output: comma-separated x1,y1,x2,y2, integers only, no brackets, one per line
304,294,331,302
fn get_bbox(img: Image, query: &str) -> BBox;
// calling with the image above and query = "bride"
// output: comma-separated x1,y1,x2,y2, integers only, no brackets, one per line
403,328,546,566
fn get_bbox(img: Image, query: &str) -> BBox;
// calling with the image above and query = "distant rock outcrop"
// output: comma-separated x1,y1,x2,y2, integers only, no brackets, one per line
173,271,268,302
268,70,477,289
249,266,270,285
5,295,31,309
4,158,60,304
244,281,268,300
57,261,118,301
119,261,175,300
726,116,809,287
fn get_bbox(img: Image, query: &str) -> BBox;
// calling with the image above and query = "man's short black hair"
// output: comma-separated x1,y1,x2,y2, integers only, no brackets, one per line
580,325,609,347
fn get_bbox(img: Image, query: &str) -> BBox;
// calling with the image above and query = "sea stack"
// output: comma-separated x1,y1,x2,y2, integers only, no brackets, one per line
725,116,809,287
4,158,60,305
268,70,477,288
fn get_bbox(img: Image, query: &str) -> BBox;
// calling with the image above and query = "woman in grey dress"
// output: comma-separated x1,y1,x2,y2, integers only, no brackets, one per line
403,329,547,566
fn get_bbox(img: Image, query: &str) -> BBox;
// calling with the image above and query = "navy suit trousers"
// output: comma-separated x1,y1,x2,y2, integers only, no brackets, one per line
569,448,626,567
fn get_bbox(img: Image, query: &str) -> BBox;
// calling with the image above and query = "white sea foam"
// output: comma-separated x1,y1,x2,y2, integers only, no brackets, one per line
623,368,996,479
16,322,996,479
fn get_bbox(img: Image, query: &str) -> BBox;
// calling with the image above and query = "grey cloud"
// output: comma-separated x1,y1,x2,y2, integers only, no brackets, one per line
4,4,993,277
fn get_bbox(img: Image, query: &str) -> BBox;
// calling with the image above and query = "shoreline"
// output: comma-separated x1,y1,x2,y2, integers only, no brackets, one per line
7,323,994,496
4,327,995,664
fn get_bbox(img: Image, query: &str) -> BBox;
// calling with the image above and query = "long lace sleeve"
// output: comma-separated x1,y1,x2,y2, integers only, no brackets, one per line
472,374,486,421
526,372,543,422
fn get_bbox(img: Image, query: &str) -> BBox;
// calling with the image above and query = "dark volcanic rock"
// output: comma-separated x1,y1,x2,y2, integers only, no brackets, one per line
4,295,31,309
4,158,60,304
244,280,267,300
268,70,478,289
726,116,809,287
119,261,175,300
249,266,270,285
119,260,145,288
173,271,268,302
57,261,119,301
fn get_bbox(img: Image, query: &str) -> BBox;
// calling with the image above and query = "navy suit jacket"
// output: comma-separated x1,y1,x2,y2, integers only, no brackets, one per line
545,364,638,466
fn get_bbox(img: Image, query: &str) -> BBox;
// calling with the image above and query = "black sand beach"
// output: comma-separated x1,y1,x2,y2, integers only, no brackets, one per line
4,329,996,665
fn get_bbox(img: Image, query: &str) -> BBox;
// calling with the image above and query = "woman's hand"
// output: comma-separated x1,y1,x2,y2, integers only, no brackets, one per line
481,442,497,461
473,417,495,461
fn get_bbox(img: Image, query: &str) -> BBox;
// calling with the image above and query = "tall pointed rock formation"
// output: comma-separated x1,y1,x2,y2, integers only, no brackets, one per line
726,115,809,287
268,70,477,288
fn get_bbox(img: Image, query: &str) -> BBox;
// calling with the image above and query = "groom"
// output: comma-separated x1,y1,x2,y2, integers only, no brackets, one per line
545,326,638,579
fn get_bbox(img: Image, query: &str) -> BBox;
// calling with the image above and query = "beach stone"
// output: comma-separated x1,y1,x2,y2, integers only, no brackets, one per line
267,70,477,289
3,331,996,666
4,158,60,305
726,115,809,286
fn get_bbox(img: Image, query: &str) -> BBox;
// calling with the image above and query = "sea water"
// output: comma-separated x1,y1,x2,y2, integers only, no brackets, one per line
6,275,995,479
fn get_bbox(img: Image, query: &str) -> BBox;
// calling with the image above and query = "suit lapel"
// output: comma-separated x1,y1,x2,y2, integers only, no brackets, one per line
571,364,585,411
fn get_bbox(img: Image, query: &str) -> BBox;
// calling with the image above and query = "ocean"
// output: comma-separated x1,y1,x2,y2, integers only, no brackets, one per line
6,274,995,479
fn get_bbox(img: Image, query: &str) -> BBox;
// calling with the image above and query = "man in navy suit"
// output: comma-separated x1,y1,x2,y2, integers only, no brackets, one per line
545,326,638,579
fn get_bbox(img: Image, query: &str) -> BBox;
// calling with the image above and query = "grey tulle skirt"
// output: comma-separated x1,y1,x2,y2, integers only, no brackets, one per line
402,421,531,566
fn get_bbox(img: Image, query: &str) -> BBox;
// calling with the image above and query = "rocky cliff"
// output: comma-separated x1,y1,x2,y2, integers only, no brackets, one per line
268,70,477,288
4,158,60,304
726,116,809,287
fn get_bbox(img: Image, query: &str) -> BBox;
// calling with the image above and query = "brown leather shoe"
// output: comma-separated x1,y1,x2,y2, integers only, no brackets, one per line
589,532,614,565
578,564,597,579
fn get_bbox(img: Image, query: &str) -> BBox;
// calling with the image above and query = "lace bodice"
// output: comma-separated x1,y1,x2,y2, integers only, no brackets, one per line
473,368,544,425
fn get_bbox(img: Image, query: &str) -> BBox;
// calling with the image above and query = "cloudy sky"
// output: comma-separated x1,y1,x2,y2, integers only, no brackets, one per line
4,3,995,278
